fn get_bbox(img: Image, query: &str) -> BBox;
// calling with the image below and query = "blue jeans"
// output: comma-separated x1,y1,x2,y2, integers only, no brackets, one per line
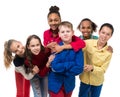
30,74,48,97
78,82,103,97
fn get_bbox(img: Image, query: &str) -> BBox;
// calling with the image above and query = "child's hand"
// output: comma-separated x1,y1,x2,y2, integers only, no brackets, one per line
46,42,57,52
46,54,55,67
54,45,64,53
49,54,55,63
47,42,57,47
84,64,93,72
32,65,39,74
107,45,113,53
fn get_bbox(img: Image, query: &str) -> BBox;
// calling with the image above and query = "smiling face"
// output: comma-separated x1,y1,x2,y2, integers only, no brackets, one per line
48,13,61,31
10,41,25,56
59,25,74,44
98,26,112,44
79,20,93,39
27,38,41,55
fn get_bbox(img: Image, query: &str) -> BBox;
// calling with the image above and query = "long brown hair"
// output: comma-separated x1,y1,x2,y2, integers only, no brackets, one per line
24,34,44,69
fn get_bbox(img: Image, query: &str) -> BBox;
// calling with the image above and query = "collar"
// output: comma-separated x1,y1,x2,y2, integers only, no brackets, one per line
93,40,108,52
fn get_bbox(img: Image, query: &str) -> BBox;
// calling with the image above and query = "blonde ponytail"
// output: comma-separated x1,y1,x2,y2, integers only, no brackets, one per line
3,40,15,69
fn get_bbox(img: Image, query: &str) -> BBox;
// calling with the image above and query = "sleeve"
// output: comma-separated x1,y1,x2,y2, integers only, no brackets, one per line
50,53,75,74
13,56,24,67
50,50,84,76
92,54,112,74
38,67,50,77
38,49,51,77
70,35,86,52
15,66,35,80
43,31,49,46
65,50,84,76
51,61,75,73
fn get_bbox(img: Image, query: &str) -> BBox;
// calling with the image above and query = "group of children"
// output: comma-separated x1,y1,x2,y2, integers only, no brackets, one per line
3,5,114,97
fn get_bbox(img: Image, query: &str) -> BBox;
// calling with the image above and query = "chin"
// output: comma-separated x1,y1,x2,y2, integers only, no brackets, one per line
34,52,39,55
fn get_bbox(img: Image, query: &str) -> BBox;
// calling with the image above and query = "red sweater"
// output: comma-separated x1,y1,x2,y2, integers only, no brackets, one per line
25,48,51,77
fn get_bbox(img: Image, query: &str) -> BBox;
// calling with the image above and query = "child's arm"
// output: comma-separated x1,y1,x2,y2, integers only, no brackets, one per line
70,35,85,52
15,65,35,80
54,35,86,53
65,50,84,76
107,45,113,53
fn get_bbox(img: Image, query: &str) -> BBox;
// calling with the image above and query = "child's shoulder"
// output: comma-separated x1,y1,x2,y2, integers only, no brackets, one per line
92,35,98,39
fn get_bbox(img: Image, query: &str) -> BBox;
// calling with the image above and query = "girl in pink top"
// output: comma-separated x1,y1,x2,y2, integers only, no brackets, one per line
43,6,85,52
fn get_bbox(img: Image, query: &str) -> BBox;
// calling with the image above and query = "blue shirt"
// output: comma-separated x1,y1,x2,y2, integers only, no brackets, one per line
48,42,84,93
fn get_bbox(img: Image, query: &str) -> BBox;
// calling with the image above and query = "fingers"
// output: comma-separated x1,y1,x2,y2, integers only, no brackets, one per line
84,65,93,72
32,65,39,73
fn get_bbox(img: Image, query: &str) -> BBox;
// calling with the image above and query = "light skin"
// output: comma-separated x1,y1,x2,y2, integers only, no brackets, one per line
97,26,112,49
10,41,39,73
27,38,41,55
53,25,74,53
46,25,74,67
10,41,25,57
58,26,74,44
84,26,112,72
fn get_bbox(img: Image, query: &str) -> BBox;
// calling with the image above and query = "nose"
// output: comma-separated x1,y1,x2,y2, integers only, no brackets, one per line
64,32,68,35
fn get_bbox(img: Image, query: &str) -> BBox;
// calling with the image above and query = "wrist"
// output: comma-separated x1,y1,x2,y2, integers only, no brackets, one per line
63,44,72,49
46,61,51,68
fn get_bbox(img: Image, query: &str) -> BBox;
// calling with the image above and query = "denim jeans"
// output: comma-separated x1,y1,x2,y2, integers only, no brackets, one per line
30,74,48,97
78,82,103,97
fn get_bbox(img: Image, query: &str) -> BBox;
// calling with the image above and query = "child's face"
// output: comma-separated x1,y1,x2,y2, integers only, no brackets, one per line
27,38,41,55
48,13,61,31
98,26,112,44
59,26,74,44
79,20,92,38
10,41,25,56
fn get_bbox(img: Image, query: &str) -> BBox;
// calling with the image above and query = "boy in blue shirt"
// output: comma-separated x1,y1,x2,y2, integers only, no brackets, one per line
46,21,84,97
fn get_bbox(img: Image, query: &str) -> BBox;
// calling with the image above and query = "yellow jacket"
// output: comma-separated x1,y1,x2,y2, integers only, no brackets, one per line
80,39,112,86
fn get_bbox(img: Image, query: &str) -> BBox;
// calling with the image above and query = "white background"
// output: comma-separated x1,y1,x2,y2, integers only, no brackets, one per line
0,0,120,97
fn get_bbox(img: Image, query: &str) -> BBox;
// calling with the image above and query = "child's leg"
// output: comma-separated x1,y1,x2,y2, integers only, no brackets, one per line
30,75,42,97
49,85,72,97
23,79,30,97
40,76,48,97
64,91,72,97
78,82,91,97
15,71,24,97
91,84,103,97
